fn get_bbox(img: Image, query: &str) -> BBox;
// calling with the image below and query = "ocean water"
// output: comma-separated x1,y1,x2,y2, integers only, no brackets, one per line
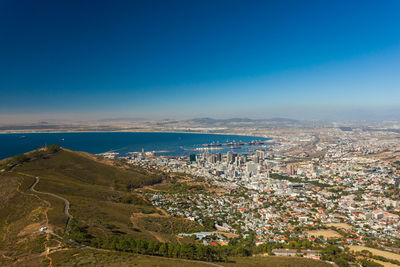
0,132,271,159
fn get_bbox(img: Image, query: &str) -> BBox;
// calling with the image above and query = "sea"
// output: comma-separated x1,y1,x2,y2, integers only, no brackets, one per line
0,132,272,160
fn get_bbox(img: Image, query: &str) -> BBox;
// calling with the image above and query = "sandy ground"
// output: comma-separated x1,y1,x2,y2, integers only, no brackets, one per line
306,229,342,238
214,231,239,239
325,223,352,229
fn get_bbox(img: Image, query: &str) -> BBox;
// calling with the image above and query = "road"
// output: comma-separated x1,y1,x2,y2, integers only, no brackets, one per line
23,174,224,266
27,175,73,226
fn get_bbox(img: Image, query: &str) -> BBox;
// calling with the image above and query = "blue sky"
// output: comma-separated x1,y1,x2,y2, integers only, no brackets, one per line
1,0,400,122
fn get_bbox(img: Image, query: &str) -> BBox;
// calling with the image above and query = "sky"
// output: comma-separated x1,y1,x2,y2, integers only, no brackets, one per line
1,0,400,123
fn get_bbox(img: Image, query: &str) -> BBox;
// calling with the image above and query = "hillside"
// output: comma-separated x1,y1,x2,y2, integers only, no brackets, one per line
0,147,330,266
0,147,207,265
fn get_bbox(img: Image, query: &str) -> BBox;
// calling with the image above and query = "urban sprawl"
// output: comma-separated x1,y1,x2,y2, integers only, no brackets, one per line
101,127,400,260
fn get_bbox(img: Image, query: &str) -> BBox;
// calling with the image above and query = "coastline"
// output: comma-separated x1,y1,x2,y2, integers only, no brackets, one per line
0,131,273,160
0,129,271,140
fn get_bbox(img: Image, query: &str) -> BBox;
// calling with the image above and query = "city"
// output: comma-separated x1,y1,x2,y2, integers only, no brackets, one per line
113,126,400,263
2,0,400,266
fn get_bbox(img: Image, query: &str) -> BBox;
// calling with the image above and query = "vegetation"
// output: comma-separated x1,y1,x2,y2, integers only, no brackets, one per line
320,245,354,267
358,258,384,267
135,216,205,234
221,256,331,267
0,173,47,266
0,147,345,266
51,248,215,267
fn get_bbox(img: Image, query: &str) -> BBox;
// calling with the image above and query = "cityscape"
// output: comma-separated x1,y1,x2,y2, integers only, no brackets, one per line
118,125,400,255
1,0,400,267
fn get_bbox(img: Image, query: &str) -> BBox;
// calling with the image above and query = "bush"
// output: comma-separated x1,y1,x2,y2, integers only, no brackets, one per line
47,144,61,153
12,154,30,164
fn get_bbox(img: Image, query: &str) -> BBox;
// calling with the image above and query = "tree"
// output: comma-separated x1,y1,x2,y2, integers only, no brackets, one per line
159,243,168,256
46,144,60,153
12,154,30,164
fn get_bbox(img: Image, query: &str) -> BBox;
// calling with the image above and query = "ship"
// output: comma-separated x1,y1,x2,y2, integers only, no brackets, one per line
203,142,222,147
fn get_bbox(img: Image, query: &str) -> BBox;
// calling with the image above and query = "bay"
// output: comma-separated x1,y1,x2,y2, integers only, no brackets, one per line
0,132,271,160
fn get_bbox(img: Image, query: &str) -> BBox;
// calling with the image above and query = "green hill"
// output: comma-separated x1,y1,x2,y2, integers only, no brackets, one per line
0,147,330,266
0,147,205,265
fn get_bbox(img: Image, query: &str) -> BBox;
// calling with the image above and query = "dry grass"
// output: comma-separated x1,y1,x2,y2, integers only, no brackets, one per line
349,246,400,262
214,231,239,239
17,222,42,237
325,223,352,229
51,248,215,267
222,256,331,267
368,259,399,267
306,229,342,238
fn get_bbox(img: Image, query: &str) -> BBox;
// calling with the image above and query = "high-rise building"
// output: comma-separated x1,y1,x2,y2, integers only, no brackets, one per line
253,155,260,163
256,150,265,159
210,155,217,164
227,151,233,164
394,177,400,188
287,164,295,175
189,154,196,162
246,162,258,175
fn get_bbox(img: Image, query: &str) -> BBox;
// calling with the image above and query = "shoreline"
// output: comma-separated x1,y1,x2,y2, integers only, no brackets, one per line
0,130,271,140
0,131,273,160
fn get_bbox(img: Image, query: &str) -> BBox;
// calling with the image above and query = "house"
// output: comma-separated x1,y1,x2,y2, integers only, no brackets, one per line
272,249,297,256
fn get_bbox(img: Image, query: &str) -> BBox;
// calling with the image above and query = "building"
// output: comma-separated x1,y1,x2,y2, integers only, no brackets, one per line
394,177,400,188
287,164,295,175
272,249,297,256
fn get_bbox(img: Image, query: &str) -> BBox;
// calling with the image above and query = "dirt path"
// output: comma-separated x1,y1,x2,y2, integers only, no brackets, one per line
17,173,74,266
13,175,54,266
156,207,169,216
28,176,73,225
142,185,161,192
12,173,222,267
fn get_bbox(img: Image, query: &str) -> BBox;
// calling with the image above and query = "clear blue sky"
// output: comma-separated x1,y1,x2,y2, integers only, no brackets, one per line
1,0,400,122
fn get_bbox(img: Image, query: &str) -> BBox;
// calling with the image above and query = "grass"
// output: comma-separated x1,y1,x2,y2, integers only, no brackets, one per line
50,250,333,267
12,150,169,236
1,148,209,265
0,173,48,265
16,149,163,194
14,149,206,242
135,216,205,235
221,256,332,267
50,248,214,267
363,258,399,267
0,148,338,267
348,246,400,262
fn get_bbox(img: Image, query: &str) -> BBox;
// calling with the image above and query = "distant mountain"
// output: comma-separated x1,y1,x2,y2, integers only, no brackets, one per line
187,117,300,125
97,117,145,122
262,117,300,123
223,118,254,123
189,117,218,124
